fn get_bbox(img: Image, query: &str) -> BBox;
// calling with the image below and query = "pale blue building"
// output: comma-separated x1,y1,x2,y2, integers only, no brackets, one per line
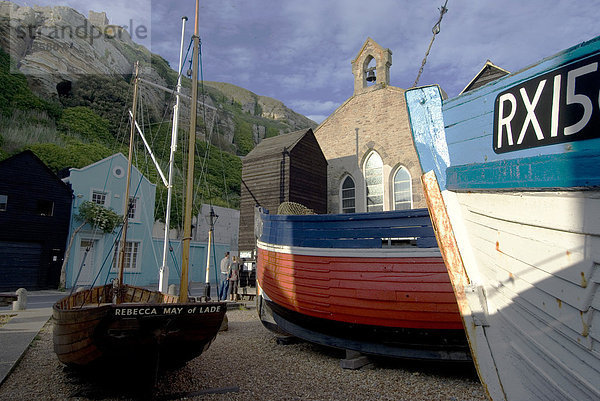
62,153,228,293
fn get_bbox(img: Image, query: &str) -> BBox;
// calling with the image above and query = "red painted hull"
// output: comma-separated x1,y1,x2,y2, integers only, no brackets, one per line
257,247,463,330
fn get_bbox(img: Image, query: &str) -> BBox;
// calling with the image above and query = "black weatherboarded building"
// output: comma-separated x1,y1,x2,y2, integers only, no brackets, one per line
0,151,73,291
239,129,327,255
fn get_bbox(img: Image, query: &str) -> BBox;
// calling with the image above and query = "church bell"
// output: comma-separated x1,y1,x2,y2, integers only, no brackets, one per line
366,69,376,82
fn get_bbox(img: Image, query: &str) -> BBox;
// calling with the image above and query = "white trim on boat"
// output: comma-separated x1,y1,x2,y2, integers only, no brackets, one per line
256,240,441,258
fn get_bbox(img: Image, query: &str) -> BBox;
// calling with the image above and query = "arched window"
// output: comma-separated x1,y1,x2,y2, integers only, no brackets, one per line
340,176,356,213
393,167,412,210
364,151,383,212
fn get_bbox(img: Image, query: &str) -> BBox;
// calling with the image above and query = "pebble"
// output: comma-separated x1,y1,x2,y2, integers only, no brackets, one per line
0,305,487,400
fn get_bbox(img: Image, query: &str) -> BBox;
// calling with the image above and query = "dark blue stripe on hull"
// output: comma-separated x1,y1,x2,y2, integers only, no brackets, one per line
260,209,438,249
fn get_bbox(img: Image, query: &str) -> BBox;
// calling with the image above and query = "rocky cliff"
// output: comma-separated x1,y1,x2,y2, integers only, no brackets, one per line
0,1,316,152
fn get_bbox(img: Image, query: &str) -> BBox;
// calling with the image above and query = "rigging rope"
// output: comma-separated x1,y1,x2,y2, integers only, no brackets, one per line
411,0,449,88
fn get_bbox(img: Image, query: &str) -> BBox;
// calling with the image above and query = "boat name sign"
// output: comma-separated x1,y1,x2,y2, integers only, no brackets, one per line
114,305,222,317
494,53,600,153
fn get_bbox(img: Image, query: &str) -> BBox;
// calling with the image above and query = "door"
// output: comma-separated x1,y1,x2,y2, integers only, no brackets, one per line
47,248,64,289
0,241,42,291
75,239,97,286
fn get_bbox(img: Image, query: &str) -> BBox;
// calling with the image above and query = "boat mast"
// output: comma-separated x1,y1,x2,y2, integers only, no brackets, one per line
159,16,188,293
116,61,140,303
180,0,200,303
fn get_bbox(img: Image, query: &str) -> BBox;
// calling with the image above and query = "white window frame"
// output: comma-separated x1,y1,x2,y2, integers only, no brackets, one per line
339,175,356,214
127,196,139,221
392,166,413,210
90,189,110,207
363,151,384,212
0,194,7,211
112,240,142,273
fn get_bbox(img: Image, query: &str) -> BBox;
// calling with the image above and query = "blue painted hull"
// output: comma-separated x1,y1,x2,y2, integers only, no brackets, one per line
408,36,600,192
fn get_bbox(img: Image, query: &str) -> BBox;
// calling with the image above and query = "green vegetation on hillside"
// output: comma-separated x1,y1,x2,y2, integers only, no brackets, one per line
58,107,114,144
0,49,61,120
0,36,314,228
58,75,133,137
0,48,244,228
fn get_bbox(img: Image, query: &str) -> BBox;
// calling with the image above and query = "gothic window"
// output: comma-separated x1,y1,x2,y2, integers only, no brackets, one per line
340,176,356,213
364,151,383,212
393,167,412,210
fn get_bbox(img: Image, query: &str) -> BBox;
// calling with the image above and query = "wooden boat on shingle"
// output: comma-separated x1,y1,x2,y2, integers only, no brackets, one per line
256,207,471,361
53,284,225,367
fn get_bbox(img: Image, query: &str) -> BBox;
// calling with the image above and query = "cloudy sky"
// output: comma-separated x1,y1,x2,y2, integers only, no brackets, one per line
14,0,600,123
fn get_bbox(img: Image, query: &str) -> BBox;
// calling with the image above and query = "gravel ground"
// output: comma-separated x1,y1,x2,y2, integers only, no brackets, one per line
0,305,487,401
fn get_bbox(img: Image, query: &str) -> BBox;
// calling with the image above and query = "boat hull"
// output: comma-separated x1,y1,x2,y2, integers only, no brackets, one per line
406,36,600,400
256,209,470,360
53,284,226,368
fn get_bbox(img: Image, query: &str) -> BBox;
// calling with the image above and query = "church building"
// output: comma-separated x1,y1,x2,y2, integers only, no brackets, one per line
314,38,428,214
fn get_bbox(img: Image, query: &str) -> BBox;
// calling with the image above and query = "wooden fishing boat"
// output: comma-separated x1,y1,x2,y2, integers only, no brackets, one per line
53,284,225,367
405,36,600,400
256,207,471,361
53,2,226,371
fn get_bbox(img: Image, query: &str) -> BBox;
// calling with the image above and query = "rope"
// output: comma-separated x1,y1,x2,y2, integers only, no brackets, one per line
412,0,449,88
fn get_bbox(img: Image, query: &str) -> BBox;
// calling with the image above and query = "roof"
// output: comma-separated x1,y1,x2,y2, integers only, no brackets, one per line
0,150,72,193
62,152,156,189
243,129,314,162
460,60,510,94
66,152,127,174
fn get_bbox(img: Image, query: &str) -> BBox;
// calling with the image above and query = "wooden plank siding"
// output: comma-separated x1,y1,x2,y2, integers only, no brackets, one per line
446,189,600,400
0,151,73,291
257,247,462,329
239,129,327,253
288,132,327,212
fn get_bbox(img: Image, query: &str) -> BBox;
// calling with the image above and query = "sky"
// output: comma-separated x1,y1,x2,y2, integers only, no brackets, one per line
12,0,600,123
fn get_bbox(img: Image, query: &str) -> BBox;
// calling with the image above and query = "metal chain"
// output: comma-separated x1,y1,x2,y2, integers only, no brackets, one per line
412,0,449,88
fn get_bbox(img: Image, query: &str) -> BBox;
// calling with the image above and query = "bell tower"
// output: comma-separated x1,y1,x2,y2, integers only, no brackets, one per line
351,38,392,95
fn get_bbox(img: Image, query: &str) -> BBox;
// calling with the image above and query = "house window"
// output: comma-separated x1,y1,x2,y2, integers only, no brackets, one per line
36,200,54,216
340,176,356,213
128,197,138,220
92,190,107,206
113,241,140,271
364,151,383,212
0,195,7,211
393,167,412,210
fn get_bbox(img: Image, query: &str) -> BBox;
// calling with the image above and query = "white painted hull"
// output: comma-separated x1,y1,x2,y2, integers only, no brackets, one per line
435,183,600,400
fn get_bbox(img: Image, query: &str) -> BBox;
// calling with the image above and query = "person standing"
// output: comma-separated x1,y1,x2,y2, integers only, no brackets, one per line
229,256,240,301
219,252,230,300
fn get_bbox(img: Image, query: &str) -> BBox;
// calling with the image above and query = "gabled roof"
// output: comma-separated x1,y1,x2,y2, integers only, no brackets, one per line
0,150,72,193
460,60,510,94
243,129,315,162
351,37,391,64
66,152,128,174
63,152,155,188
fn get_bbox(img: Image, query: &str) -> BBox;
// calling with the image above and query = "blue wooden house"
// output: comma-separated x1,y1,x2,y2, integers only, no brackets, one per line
62,153,229,292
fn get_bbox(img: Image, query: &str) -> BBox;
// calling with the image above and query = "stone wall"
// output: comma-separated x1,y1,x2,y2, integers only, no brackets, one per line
314,85,425,213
